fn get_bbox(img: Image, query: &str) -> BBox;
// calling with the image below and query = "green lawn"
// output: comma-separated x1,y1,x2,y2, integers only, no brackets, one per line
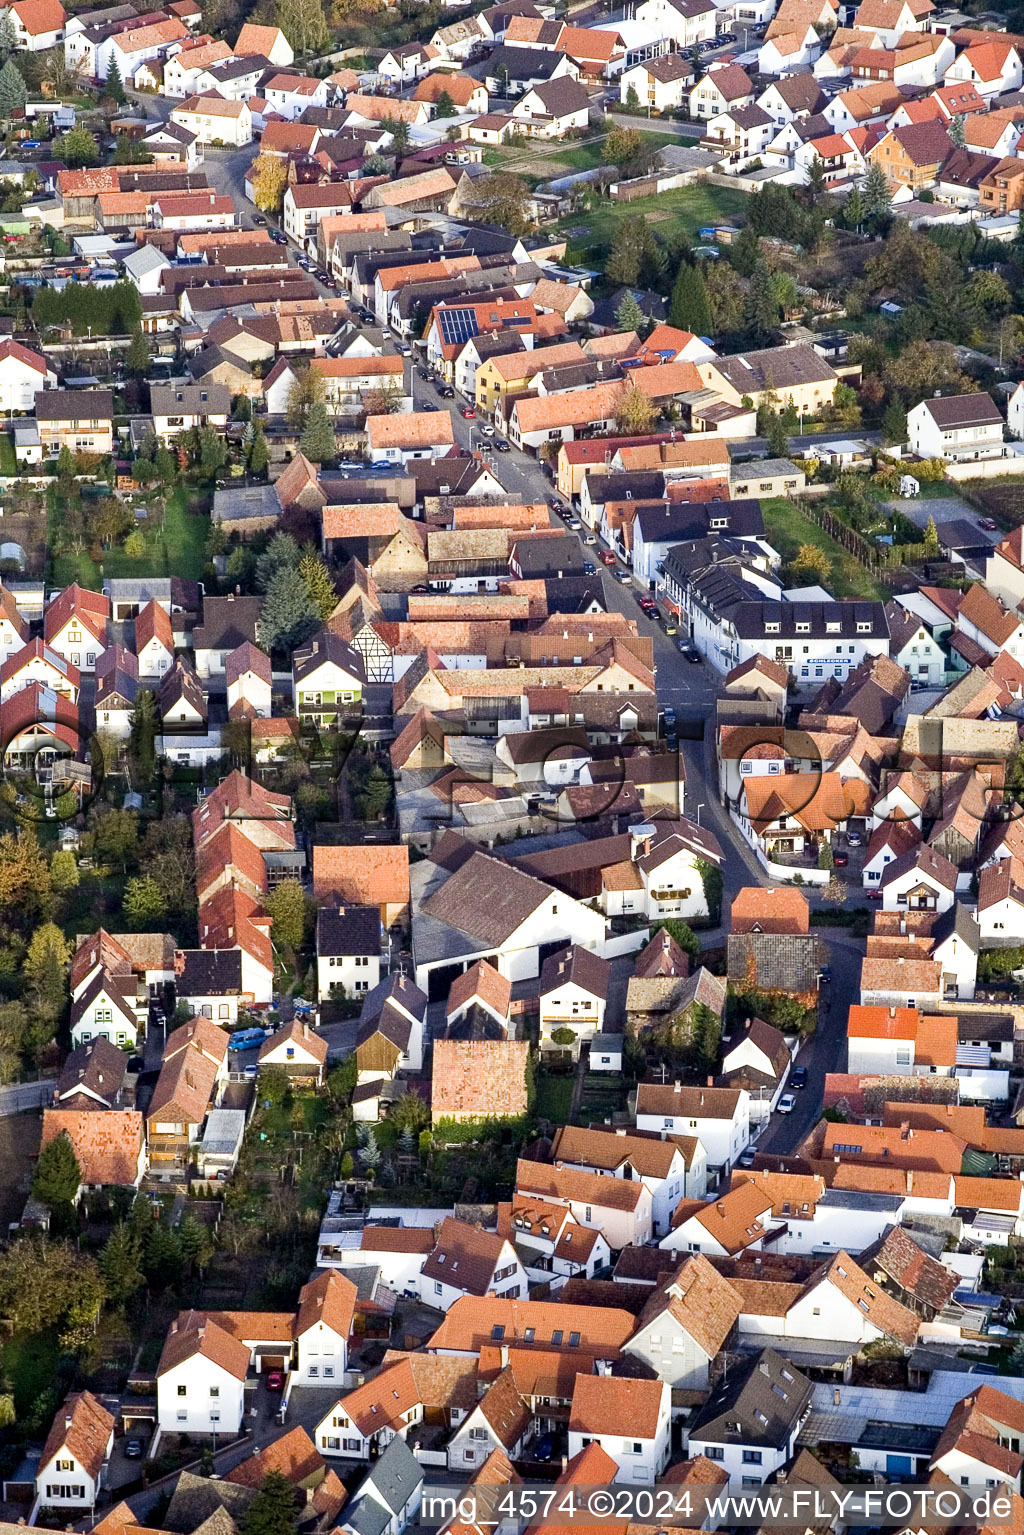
2,1330,61,1414
548,132,680,174
556,183,748,266
533,1071,574,1125
761,497,888,601
0,434,16,476
51,484,210,587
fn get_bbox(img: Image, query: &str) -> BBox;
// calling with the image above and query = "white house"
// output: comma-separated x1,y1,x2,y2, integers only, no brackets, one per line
550,1124,707,1237
170,95,253,147
317,905,381,1002
419,1216,527,1310
0,338,56,412
538,944,610,1056
567,1375,671,1484
635,1081,750,1173
659,1179,773,1258
36,1393,114,1516
977,857,1024,946
292,1270,356,1387
225,641,272,720
624,1253,742,1389
907,392,1007,463
70,970,142,1050
234,21,293,66
619,54,693,112
636,0,717,49
262,72,330,120
783,1251,919,1348
156,1313,249,1437
944,40,1022,97
880,846,958,914
685,1349,812,1485
6,0,65,52
339,1437,423,1535
515,1157,654,1251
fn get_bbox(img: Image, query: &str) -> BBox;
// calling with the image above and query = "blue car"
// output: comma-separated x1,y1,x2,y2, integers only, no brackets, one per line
369,459,393,472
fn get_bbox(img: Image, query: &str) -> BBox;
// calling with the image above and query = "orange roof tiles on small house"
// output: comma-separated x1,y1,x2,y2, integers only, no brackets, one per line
40,1109,144,1188
365,411,455,451
568,1375,666,1440
312,844,410,917
729,886,810,935
40,1392,113,1485
158,1311,251,1382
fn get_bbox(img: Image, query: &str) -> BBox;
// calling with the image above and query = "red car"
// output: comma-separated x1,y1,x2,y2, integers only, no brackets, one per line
600,550,617,565
460,405,476,419
265,1371,285,1391
865,888,883,901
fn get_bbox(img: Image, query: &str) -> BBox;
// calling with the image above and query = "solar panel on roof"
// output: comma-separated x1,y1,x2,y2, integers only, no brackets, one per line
438,308,480,345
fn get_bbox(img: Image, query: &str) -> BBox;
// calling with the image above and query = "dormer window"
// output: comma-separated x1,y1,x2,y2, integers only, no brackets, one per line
826,621,840,633
857,621,871,633
766,622,780,634
795,622,810,633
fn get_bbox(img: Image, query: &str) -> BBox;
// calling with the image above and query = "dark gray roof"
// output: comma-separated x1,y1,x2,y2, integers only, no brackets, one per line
731,599,888,640
70,970,138,1032
193,595,261,652
165,1472,257,1533
646,53,694,83
765,73,826,113
528,76,590,117
636,498,763,545
207,54,271,81
712,344,837,395
55,1037,129,1104
317,904,381,958
159,658,207,719
36,389,113,422
540,943,610,1001
358,1433,422,1517
585,470,666,506
293,628,366,687
689,1348,812,1448
930,900,980,955
511,533,585,578
151,383,231,417
486,44,571,80
920,392,1002,429
359,972,427,1029
177,949,243,996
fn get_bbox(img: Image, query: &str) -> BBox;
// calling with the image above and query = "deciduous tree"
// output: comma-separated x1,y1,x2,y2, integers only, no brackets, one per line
265,878,307,950
24,923,70,1015
53,126,99,169
791,544,832,585
614,380,658,435
274,0,328,53
473,172,531,235
251,152,289,214
285,366,326,431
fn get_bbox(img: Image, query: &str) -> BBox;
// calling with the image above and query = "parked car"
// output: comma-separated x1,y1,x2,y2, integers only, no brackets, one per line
790,1066,808,1089
777,1092,796,1114
600,550,617,565
847,830,863,846
866,887,883,901
682,645,702,662
583,532,597,545
820,964,832,983
494,439,511,452
663,705,676,725
615,569,632,582
534,1434,556,1462
420,402,439,411
460,405,476,418
832,851,848,866
438,384,455,398
583,561,596,574
124,1440,144,1460
480,423,494,436
567,517,583,530
738,1149,756,1168
265,1371,285,1392
980,517,998,531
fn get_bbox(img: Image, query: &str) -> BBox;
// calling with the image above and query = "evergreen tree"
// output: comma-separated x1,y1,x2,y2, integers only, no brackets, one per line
99,1223,145,1305
862,161,892,223
248,424,269,477
299,401,336,464
241,1473,298,1535
744,260,780,344
844,185,864,232
434,90,456,118
128,688,157,785
24,923,70,1015
0,13,17,60
32,1131,81,1213
361,1129,381,1171
256,531,300,593
123,874,167,928
949,113,966,148
615,291,645,332
668,261,712,336
381,117,410,156
0,59,26,118
731,222,760,277
805,154,827,207
257,567,320,654
298,551,336,620
106,56,126,106
199,425,227,477
923,515,940,555
625,83,640,111
126,327,150,377
881,397,908,446
765,413,789,458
